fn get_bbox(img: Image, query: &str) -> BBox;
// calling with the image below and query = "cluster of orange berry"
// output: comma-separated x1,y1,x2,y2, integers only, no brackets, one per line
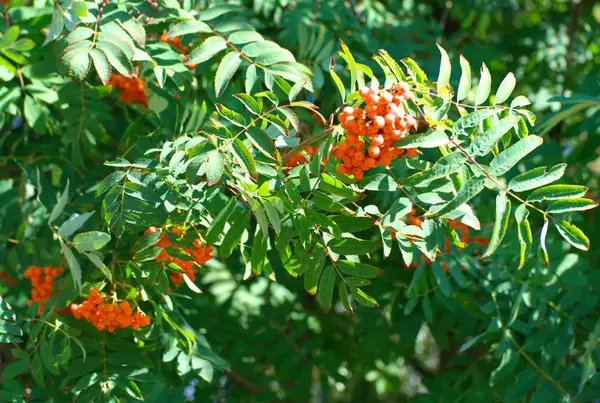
23,266,64,314
108,74,148,107
69,288,151,332
284,145,318,168
146,227,213,286
159,34,198,70
334,83,418,180
284,145,329,168
400,210,489,271
0,270,17,286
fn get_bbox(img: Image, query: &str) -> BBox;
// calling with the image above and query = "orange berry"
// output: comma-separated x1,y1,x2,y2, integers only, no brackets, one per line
373,115,385,128
368,145,380,157
371,135,384,146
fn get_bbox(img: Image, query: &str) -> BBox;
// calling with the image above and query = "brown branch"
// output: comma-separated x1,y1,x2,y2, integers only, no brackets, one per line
224,368,266,395
281,127,336,161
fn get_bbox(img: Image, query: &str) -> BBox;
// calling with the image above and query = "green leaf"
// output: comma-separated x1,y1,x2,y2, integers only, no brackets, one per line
168,20,212,37
508,164,566,192
58,211,95,237
424,176,485,219
360,174,398,191
396,129,449,148
539,218,550,266
289,78,309,102
555,220,590,251
96,171,126,197
527,184,587,202
474,62,491,105
318,174,359,200
206,151,225,186
0,26,19,49
317,266,336,312
246,127,276,159
245,64,258,94
459,332,486,353
60,240,82,290
205,197,237,245
96,41,133,77
329,62,346,103
90,48,111,85
86,252,112,282
70,1,88,17
62,45,90,82
134,246,162,262
402,152,467,186
401,57,427,83
489,136,543,176
235,93,261,115
278,107,300,132
344,277,372,287
432,261,451,297
215,52,242,97
511,96,531,108
228,31,264,45
338,282,353,313
43,8,64,46
199,4,240,20
457,55,471,101
187,36,227,65
73,231,111,251
120,19,146,47
183,273,202,294
337,260,383,278
49,180,69,223
546,198,597,214
263,200,281,234
381,198,412,226
515,205,532,269
117,378,144,400
508,282,527,327
481,193,511,258
220,213,250,258
452,106,502,139
11,38,35,52
331,215,373,233
436,44,451,93
31,351,46,388
304,246,326,295
468,115,520,157
40,338,60,375
328,238,380,255
350,287,378,307
231,139,257,180
215,103,246,127
421,219,438,260
494,73,516,104
2,359,29,380
378,49,407,82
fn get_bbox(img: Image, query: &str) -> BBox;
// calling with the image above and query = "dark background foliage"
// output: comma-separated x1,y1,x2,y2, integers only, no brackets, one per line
0,1,599,402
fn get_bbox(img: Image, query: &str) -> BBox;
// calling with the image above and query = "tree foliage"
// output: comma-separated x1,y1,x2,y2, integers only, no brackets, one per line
1,0,600,402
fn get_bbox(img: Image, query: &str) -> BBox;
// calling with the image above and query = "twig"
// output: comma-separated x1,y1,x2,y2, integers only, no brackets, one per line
91,0,111,47
449,138,547,217
281,127,336,161
438,1,453,33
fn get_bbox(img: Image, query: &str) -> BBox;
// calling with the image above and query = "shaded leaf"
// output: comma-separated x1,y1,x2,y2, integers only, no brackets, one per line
481,193,511,258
